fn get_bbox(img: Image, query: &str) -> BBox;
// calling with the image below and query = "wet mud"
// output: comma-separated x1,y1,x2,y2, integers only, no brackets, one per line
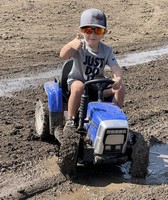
0,0,168,199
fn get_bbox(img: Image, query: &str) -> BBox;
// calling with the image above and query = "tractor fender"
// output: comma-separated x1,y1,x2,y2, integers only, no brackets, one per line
44,81,63,135
44,81,63,112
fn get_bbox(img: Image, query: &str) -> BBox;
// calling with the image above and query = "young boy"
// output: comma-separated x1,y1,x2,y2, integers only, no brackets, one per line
60,8,125,126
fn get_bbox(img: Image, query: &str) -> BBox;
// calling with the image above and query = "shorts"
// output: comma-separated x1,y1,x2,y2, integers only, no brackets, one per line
68,80,114,102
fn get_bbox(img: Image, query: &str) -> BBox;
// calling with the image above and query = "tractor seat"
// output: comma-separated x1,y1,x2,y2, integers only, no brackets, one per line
59,59,73,103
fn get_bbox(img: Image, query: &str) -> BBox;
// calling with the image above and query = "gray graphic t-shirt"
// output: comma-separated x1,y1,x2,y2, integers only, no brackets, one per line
67,40,118,87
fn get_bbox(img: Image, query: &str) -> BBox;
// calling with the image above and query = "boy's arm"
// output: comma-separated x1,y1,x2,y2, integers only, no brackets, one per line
110,64,123,90
60,34,83,59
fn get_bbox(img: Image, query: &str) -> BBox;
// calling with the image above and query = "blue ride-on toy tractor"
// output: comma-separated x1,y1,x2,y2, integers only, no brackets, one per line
35,60,149,178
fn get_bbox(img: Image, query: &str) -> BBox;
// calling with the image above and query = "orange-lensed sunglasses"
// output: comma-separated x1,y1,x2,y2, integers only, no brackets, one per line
81,27,106,35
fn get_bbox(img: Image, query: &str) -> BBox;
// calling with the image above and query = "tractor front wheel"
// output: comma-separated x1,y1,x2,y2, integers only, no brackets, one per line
57,125,80,177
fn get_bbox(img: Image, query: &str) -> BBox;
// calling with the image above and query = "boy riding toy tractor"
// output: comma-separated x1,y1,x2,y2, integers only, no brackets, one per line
35,60,149,178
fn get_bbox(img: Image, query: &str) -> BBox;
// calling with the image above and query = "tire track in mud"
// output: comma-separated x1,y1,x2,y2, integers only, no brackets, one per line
0,156,66,199
0,45,168,97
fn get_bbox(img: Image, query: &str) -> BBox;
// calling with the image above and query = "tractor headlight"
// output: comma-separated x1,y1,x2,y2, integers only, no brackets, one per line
115,145,121,150
105,145,111,151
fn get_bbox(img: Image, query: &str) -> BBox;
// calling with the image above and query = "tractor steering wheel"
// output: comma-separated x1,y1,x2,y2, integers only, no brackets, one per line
84,78,115,102
84,78,115,91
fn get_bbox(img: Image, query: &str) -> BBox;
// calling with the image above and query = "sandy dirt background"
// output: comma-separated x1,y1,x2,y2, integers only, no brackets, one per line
0,0,168,199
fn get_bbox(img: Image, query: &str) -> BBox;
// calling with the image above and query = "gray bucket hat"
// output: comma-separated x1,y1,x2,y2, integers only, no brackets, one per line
79,8,107,29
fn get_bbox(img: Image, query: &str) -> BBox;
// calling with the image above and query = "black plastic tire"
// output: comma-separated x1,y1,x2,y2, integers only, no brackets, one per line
131,131,149,178
57,125,80,177
35,99,49,140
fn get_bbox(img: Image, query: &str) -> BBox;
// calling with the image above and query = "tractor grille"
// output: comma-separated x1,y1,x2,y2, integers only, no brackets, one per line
103,128,127,154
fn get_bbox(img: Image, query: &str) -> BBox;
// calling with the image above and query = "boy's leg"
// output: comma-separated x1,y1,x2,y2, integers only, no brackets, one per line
112,84,125,108
68,80,84,119
104,83,125,108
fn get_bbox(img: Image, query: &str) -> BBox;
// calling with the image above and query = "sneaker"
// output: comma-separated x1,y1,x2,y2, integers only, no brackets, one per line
64,118,76,128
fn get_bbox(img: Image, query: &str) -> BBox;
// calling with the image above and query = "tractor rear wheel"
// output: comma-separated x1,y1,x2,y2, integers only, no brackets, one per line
130,131,149,178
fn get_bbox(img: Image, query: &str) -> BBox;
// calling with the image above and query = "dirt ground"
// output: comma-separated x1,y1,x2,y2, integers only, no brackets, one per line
0,0,168,199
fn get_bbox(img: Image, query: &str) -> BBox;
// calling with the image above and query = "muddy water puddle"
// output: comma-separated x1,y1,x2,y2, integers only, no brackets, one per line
147,143,168,184
120,143,168,184
118,44,168,67
0,140,167,199
77,143,168,185
59,143,168,200
0,69,62,97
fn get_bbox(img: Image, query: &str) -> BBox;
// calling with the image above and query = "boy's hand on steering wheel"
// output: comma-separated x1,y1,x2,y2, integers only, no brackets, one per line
112,77,122,90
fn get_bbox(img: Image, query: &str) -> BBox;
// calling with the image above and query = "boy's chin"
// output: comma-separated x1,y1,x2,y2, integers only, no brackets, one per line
87,40,99,46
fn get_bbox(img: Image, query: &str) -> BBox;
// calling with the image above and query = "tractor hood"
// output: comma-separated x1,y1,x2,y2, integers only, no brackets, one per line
87,102,127,122
85,102,128,144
